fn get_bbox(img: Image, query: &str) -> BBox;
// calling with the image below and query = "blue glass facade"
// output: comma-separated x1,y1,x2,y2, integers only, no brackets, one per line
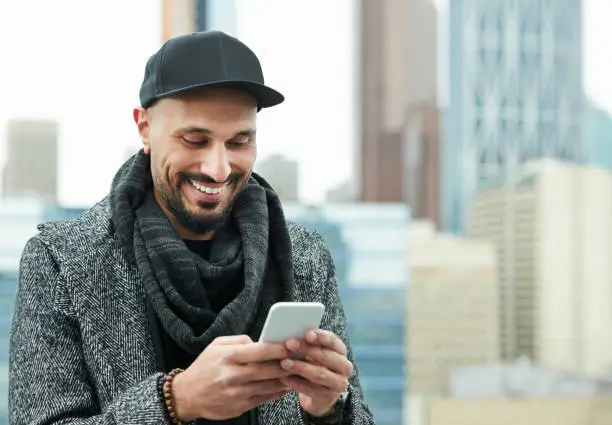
0,202,86,424
0,271,16,425
196,0,237,35
584,102,612,171
443,0,584,234
284,203,410,425
0,200,49,424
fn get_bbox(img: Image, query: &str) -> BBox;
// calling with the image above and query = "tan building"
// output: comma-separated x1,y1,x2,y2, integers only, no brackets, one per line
468,160,612,378
255,154,299,202
2,119,58,202
325,180,353,203
406,395,612,425
408,221,500,396
162,0,197,41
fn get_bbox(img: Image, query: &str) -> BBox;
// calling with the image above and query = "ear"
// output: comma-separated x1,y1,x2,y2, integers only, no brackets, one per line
133,107,151,154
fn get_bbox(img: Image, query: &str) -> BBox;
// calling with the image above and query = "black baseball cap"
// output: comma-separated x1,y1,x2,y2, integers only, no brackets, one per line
139,30,284,110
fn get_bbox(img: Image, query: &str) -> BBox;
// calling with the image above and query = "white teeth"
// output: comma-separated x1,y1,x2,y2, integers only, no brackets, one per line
191,180,225,194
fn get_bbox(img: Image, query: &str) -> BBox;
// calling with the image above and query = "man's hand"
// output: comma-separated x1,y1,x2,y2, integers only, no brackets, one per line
172,335,292,421
279,329,353,417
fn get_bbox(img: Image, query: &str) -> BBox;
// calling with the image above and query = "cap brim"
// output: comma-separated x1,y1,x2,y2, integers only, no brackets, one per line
154,80,285,109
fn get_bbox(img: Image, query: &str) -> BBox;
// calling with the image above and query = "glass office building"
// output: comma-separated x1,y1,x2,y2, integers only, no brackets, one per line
284,203,410,425
443,0,583,234
0,200,89,423
584,101,612,172
0,199,51,424
196,0,237,34
0,271,15,425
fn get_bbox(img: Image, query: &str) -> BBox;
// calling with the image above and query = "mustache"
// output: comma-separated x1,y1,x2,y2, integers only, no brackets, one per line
180,171,243,185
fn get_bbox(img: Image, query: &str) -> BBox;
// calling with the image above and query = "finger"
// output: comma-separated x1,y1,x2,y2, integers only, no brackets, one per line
214,335,253,345
304,329,347,356
279,375,336,400
239,361,293,382
286,339,353,377
241,378,290,397
280,358,348,393
306,355,321,365
227,342,289,364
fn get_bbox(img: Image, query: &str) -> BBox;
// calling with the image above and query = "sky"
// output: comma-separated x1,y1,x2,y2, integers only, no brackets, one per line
0,0,610,207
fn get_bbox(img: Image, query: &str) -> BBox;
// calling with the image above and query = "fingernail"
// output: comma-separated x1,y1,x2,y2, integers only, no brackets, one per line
282,359,294,369
306,331,317,343
286,339,299,351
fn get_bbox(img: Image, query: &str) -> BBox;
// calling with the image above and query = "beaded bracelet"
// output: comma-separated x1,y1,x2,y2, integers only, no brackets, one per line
157,368,184,425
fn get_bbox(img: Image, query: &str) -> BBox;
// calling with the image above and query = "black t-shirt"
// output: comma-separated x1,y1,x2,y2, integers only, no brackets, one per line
177,239,252,425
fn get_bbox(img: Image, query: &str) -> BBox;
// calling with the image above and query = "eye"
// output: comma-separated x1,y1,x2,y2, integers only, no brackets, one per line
227,138,251,148
180,137,206,146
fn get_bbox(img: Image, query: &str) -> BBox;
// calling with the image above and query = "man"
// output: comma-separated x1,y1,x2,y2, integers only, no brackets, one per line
9,31,375,425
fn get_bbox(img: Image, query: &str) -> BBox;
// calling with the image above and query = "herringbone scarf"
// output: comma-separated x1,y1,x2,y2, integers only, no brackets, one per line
109,150,295,355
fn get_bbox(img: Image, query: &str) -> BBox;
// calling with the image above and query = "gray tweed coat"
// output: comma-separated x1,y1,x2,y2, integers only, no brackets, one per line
8,198,375,425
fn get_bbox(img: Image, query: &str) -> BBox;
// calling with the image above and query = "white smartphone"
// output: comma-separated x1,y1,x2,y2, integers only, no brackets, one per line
259,302,325,343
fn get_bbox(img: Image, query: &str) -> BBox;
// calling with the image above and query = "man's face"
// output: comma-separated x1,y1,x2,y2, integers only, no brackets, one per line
134,87,258,239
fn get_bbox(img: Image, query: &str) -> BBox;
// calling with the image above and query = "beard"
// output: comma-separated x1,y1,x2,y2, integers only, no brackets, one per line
154,170,248,235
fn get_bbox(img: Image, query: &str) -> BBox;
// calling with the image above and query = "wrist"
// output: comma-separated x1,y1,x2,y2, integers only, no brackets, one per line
305,390,350,425
171,371,197,422
307,403,335,418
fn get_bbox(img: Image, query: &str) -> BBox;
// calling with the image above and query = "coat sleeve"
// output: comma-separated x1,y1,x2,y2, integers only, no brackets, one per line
9,236,170,425
311,231,377,425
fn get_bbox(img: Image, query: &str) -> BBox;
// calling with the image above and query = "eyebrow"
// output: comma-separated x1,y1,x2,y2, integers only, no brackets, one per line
178,126,256,139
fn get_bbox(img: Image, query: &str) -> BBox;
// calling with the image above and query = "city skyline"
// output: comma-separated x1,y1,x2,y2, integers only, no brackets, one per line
0,0,610,208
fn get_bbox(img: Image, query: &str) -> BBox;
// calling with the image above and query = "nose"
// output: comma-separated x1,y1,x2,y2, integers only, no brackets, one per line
199,143,231,183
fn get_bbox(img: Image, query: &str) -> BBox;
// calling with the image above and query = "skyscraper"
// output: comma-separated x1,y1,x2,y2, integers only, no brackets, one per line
161,0,237,41
468,160,612,374
1,119,58,202
583,100,612,171
443,0,584,234
408,221,500,396
284,203,410,425
0,198,49,425
255,154,299,202
358,0,439,206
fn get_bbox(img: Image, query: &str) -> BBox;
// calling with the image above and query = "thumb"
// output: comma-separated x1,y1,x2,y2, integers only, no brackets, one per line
213,335,253,345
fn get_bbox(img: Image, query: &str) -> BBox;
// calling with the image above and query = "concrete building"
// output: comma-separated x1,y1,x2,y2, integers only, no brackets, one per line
407,360,612,425
161,0,237,41
407,395,612,425
1,119,58,202
408,221,499,396
255,154,299,202
443,0,584,234
404,106,441,228
450,360,612,397
359,0,439,206
325,181,354,203
468,160,612,378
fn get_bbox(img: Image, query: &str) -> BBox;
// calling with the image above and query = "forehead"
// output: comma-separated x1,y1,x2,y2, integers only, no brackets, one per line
154,87,258,129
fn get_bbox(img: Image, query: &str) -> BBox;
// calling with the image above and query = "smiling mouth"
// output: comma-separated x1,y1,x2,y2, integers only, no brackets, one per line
189,179,227,195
